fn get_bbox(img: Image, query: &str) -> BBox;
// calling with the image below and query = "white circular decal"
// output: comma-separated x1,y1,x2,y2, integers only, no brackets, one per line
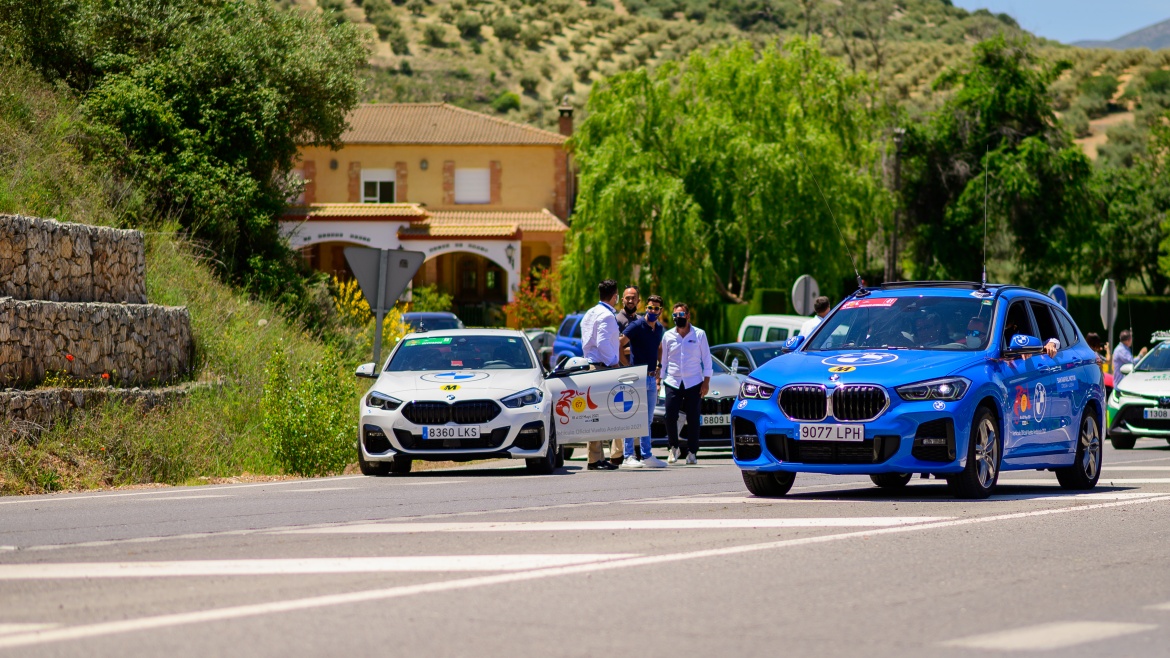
420,371,489,383
820,353,899,367
1034,383,1047,421
606,384,640,420
933,401,946,411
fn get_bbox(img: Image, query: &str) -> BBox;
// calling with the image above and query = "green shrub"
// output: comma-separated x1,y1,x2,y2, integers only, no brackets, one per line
389,29,410,54
1062,106,1090,138
557,43,570,60
456,12,483,38
520,71,540,94
424,22,447,47
261,348,355,477
492,91,521,112
493,14,521,40
407,0,426,15
520,24,545,49
597,42,613,60
410,284,453,312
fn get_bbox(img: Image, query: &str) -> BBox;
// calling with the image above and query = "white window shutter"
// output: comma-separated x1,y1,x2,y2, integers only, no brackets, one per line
455,169,491,204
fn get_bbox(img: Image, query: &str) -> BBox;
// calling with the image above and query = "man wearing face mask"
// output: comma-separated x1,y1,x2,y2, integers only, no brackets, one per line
618,294,668,468
657,303,712,465
602,284,642,464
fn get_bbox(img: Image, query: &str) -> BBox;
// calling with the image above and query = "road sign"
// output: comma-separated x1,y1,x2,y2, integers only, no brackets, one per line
345,247,425,367
1100,279,1118,353
1047,284,1068,310
791,275,820,316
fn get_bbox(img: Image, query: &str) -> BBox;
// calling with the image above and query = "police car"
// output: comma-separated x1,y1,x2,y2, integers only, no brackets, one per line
731,282,1105,499
356,329,649,475
1107,331,1170,449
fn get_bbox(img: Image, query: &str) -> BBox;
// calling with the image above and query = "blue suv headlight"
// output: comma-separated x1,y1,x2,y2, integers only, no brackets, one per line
366,391,402,411
896,377,970,401
502,387,544,408
739,377,776,400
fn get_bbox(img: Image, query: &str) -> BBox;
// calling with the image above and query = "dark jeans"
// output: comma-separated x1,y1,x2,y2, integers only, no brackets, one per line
664,382,702,456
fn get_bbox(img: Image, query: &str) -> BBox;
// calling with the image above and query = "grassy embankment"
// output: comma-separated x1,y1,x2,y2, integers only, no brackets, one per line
0,65,369,494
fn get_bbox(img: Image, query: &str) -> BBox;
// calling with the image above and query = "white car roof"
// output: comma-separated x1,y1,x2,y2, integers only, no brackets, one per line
400,328,527,340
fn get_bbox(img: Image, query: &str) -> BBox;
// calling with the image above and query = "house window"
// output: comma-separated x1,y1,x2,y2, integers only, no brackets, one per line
454,168,490,204
361,169,396,203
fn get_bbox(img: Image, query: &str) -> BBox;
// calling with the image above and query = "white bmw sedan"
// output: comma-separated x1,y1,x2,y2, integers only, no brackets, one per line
355,329,649,476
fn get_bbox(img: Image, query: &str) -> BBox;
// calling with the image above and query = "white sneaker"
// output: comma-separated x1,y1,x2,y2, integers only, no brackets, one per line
668,447,679,463
641,455,667,469
620,458,644,469
685,453,697,465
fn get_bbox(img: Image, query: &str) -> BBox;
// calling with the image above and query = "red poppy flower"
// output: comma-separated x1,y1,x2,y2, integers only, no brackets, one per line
65,354,74,362
101,373,110,380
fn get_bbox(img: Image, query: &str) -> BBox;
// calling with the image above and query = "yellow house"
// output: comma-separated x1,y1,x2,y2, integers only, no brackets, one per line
281,103,574,324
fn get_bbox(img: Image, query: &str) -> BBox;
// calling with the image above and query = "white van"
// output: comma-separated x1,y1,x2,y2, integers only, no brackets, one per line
737,314,810,342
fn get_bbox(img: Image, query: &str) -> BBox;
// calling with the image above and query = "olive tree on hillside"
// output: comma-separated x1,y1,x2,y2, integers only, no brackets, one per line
561,39,889,310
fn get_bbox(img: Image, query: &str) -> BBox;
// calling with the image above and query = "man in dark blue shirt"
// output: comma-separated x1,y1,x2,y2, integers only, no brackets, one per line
619,294,668,468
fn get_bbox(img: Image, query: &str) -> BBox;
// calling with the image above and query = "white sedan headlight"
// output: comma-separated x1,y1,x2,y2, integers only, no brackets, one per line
501,387,543,409
366,391,402,411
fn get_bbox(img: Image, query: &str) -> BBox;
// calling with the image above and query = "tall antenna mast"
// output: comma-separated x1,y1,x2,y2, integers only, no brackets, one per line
810,174,867,296
978,146,990,295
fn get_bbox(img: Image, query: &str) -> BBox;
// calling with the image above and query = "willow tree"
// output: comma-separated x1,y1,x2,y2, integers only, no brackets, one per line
561,39,889,311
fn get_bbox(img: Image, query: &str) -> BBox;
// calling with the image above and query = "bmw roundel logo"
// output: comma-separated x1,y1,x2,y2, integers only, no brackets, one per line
933,401,946,411
821,353,900,367
1014,335,1028,346
785,336,800,349
606,384,640,420
737,399,748,410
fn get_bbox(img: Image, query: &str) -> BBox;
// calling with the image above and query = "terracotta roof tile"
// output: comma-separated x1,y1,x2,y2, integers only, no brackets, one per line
427,209,568,233
343,104,567,146
283,203,428,219
399,223,521,239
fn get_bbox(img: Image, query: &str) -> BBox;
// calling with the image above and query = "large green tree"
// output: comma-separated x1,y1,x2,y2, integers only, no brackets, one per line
1,0,367,324
900,36,1095,287
562,39,889,311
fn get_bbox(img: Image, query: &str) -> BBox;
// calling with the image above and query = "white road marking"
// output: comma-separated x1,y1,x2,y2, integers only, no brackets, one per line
0,476,367,506
282,488,355,493
628,492,1166,505
1001,478,1170,485
282,518,953,534
0,625,57,637
402,481,466,486
1102,455,1170,466
0,555,636,579
1,495,1168,651
1100,466,1170,471
940,621,1156,651
135,495,230,501
1145,602,1170,611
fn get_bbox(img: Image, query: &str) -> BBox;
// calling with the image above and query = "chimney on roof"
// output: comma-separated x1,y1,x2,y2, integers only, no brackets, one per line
558,97,574,137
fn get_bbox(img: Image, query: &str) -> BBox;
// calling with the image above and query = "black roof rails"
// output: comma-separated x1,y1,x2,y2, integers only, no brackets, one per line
878,281,994,290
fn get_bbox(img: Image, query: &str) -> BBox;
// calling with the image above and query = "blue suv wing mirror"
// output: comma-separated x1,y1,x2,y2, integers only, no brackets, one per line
781,335,805,353
1005,334,1044,356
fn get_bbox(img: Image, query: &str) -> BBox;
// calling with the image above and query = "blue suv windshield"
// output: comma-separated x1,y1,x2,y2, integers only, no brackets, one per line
805,296,996,352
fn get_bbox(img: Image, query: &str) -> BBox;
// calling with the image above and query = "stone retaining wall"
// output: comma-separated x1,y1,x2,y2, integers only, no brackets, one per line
1,383,210,437
0,298,193,388
0,214,146,304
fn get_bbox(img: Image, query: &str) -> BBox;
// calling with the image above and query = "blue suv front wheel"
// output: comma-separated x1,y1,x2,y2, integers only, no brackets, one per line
946,406,1001,499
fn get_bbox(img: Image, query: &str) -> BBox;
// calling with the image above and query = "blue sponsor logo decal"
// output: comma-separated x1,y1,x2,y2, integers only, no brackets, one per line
820,353,899,367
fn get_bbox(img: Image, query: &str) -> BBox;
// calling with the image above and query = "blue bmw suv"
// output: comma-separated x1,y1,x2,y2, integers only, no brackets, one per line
731,282,1105,499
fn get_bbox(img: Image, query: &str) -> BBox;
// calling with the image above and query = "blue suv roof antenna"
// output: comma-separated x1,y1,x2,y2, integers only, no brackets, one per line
810,174,869,298
975,147,993,298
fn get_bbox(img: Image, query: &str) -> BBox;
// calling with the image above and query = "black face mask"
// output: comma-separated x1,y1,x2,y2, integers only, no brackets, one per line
624,304,638,315
673,316,688,329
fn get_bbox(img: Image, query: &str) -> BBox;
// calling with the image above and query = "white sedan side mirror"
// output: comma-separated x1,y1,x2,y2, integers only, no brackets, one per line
355,363,378,379
1120,363,1134,375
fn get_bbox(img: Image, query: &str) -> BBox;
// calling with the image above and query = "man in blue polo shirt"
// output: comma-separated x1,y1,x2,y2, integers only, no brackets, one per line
618,294,668,468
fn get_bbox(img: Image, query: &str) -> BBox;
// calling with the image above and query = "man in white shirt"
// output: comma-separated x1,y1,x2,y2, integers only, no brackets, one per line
657,303,712,465
799,296,831,338
578,279,621,471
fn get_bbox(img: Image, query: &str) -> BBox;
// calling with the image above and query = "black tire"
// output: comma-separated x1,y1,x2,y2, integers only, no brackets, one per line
526,424,557,475
388,455,412,475
870,473,912,489
947,406,1001,499
358,443,392,476
1110,434,1136,450
742,470,796,497
1056,411,1102,490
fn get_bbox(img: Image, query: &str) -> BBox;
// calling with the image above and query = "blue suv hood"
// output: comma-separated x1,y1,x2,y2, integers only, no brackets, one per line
751,349,985,387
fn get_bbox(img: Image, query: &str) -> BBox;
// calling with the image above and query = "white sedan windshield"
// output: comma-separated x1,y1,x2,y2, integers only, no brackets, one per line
387,335,534,371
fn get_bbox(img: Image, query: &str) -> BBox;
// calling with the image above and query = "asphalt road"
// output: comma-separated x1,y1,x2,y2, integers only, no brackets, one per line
3,442,1170,657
